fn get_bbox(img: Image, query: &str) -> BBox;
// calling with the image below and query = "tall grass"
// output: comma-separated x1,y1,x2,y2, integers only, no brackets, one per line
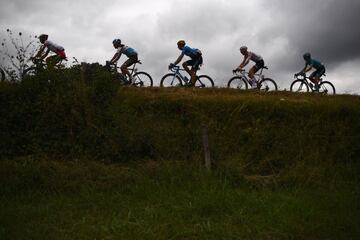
0,159,359,240
1,69,360,239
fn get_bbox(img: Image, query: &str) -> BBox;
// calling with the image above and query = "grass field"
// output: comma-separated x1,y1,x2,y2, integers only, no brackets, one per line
0,158,359,240
1,75,360,239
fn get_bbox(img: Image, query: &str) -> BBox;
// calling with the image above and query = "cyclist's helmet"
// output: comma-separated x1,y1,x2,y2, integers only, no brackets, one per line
113,39,122,47
177,40,186,46
240,46,248,54
39,34,48,44
303,52,311,60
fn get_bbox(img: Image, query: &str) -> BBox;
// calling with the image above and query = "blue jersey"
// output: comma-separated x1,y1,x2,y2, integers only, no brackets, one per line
306,58,323,70
181,46,201,59
117,46,137,58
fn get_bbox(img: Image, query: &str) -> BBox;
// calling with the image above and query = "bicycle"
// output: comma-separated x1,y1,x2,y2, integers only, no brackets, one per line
227,66,278,91
22,58,67,78
160,66,214,88
106,60,153,87
290,73,336,95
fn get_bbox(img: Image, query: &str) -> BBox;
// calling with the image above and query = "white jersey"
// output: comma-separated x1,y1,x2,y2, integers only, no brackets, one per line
44,40,64,53
245,51,263,63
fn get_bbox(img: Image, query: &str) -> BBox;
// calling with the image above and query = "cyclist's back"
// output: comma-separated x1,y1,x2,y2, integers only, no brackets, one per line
246,51,263,63
305,58,323,70
117,45,138,58
181,46,201,59
44,40,64,53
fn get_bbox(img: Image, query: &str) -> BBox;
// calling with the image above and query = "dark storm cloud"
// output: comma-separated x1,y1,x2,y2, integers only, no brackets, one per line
260,0,360,68
0,0,359,92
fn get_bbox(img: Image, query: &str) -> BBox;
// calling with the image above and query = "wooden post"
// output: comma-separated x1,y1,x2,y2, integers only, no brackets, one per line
202,126,211,172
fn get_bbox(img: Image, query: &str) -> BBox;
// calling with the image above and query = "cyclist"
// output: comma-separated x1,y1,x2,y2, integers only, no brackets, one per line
169,40,203,87
295,52,326,91
109,39,138,84
233,46,264,89
33,34,66,69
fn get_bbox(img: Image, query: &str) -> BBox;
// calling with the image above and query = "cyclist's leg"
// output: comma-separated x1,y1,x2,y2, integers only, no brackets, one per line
249,60,264,80
312,67,326,90
186,55,203,85
315,67,326,83
309,70,320,84
191,55,203,84
182,60,195,85
46,55,60,69
121,55,138,80
248,66,259,87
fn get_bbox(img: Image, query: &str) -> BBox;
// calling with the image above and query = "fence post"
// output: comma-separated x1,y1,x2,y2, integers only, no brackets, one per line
202,126,212,172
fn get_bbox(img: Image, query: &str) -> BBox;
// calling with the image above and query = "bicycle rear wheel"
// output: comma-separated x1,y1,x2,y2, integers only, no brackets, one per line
290,80,309,93
133,72,153,87
227,76,248,90
319,81,336,95
259,78,278,92
160,73,182,87
0,68,5,82
196,75,214,88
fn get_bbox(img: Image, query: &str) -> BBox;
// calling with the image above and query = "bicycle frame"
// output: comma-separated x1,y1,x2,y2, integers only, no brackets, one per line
31,58,66,70
108,61,140,77
169,66,191,85
235,67,266,83
294,74,324,90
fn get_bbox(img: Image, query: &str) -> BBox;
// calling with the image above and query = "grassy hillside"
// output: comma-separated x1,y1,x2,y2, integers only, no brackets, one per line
1,71,360,239
1,72,359,168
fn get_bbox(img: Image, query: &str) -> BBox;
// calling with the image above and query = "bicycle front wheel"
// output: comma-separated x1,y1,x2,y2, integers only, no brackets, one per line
290,80,309,93
319,81,336,95
160,73,182,87
0,68,5,82
196,75,214,88
133,72,153,87
259,78,278,92
227,76,248,90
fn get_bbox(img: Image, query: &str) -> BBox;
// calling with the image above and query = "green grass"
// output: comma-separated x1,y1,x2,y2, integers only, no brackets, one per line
1,159,359,240
1,74,360,239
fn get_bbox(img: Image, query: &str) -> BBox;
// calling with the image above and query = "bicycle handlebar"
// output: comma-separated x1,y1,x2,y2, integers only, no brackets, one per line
169,65,184,73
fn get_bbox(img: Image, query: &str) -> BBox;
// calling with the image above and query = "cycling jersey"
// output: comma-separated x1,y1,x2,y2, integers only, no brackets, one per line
117,46,138,58
244,51,263,63
305,58,324,70
182,46,201,59
44,40,64,53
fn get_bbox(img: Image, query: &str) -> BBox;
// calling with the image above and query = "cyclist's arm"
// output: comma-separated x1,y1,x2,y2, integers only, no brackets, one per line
34,45,46,58
238,55,251,69
110,52,121,64
173,53,185,65
300,64,312,74
39,48,50,60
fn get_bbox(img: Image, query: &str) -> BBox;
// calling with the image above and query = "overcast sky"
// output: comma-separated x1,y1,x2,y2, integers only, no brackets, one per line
1,0,359,93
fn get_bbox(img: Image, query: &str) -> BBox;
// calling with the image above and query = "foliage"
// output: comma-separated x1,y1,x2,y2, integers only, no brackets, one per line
1,71,360,171
0,29,38,81
1,69,360,239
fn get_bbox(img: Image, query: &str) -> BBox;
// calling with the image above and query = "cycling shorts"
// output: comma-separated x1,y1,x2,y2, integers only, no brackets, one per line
184,53,203,70
122,54,138,68
310,66,326,79
56,50,66,59
253,60,265,72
